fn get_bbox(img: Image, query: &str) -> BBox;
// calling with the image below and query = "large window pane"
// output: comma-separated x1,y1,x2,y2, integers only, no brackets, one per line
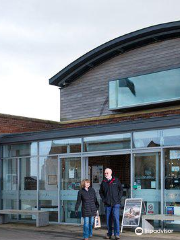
164,149,180,225
3,143,37,158
20,157,37,220
133,130,161,148
163,128,180,146
2,158,18,213
39,156,58,222
133,153,161,217
84,133,131,152
60,158,81,224
109,68,180,109
39,138,81,155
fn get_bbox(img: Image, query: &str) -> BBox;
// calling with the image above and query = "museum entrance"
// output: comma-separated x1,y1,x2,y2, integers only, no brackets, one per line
88,154,131,225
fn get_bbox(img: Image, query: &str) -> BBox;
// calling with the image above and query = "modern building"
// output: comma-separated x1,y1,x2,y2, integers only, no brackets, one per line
1,21,180,228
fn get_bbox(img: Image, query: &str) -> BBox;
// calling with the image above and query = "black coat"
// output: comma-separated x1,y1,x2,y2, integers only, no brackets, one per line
75,187,99,217
99,177,123,206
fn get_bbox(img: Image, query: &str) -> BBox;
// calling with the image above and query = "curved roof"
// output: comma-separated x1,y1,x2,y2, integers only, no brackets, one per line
49,21,180,88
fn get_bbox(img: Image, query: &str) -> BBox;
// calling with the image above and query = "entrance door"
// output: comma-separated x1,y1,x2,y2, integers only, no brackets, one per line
88,155,131,225
132,152,161,215
60,157,81,224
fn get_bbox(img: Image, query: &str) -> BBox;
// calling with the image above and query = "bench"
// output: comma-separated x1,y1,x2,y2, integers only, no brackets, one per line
0,209,49,227
142,214,180,232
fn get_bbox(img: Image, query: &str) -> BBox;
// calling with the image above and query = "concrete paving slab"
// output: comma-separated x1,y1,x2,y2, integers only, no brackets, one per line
0,223,179,240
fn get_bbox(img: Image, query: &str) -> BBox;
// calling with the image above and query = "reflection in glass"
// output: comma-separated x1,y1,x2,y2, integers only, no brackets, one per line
165,149,180,190
133,130,161,148
109,68,180,109
3,143,37,158
163,128,180,146
39,156,58,222
39,138,81,155
84,133,131,152
19,157,37,220
2,158,18,213
60,158,81,223
20,157,37,190
164,149,180,223
133,153,161,216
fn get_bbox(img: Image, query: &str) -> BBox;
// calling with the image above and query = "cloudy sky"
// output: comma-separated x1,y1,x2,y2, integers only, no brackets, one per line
0,0,180,121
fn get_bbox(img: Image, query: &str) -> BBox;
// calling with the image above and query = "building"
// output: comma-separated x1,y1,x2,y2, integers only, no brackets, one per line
1,21,180,228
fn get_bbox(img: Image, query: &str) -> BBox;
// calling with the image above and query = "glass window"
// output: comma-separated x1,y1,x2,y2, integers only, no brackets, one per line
2,158,18,213
133,153,161,216
133,130,162,148
163,128,180,146
164,149,180,218
84,133,131,152
3,143,37,158
2,158,18,191
109,68,180,109
39,138,81,155
39,156,58,222
20,157,37,190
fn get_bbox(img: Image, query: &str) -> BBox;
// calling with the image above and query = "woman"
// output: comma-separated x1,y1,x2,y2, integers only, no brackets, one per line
75,179,99,240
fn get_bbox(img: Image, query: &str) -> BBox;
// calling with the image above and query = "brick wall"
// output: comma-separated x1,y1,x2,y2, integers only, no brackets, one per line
0,113,61,134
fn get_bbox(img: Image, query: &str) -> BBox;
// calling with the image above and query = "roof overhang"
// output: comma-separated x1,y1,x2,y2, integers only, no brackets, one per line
49,21,180,88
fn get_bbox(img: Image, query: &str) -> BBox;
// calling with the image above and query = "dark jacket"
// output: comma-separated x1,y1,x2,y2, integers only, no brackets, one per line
75,187,99,217
99,177,123,206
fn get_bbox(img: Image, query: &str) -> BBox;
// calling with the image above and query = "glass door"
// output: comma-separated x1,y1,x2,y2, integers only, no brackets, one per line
60,157,81,224
164,148,180,224
132,152,161,215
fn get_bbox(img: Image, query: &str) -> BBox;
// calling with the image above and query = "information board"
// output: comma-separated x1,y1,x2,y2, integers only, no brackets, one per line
121,198,142,232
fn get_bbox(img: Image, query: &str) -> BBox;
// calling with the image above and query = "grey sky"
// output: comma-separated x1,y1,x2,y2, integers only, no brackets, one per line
0,0,180,121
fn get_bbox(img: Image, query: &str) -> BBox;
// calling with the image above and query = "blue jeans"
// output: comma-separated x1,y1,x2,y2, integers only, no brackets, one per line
105,204,120,237
83,216,94,239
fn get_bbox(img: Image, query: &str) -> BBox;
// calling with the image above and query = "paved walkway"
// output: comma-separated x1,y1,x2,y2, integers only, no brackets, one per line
0,223,179,240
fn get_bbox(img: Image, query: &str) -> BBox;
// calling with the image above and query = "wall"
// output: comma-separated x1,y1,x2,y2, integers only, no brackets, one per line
60,38,180,121
0,114,60,134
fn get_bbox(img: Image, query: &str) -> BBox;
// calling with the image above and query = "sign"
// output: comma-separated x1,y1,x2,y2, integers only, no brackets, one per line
166,206,174,215
121,198,142,230
147,202,154,214
69,168,75,178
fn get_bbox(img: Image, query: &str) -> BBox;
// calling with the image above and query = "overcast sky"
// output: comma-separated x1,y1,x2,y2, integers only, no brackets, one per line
0,0,180,121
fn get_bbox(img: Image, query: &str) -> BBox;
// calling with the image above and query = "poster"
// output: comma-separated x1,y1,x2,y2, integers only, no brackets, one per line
69,168,75,178
122,198,142,227
92,165,103,184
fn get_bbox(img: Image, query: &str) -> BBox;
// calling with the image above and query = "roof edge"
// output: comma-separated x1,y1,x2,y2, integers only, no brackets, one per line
49,21,180,87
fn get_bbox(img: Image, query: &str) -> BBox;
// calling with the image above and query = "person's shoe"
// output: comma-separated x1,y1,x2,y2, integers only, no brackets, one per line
115,236,120,239
84,238,88,240
104,235,111,239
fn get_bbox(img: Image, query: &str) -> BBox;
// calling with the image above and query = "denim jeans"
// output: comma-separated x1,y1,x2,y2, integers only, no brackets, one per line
105,204,120,237
83,216,94,239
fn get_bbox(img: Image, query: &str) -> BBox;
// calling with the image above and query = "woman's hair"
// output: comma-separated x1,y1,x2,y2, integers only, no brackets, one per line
81,179,90,189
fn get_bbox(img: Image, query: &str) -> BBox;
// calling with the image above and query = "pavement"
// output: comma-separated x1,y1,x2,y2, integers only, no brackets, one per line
0,223,179,240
